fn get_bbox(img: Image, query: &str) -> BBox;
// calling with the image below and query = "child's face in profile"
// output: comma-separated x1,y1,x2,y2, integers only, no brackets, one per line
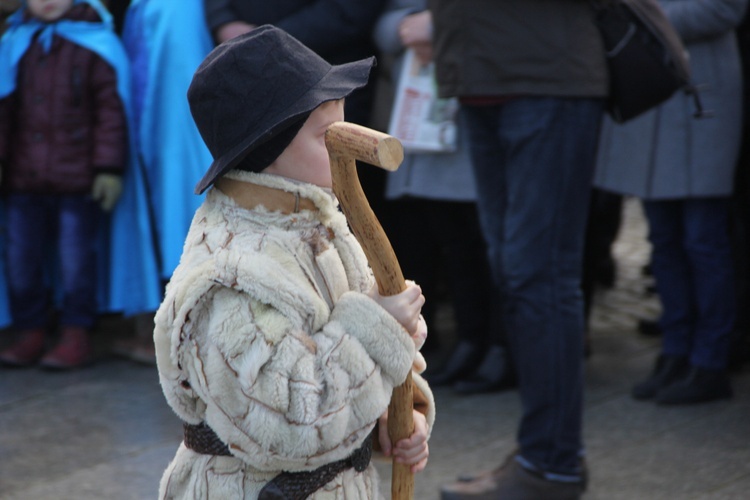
263,99,344,188
27,0,74,22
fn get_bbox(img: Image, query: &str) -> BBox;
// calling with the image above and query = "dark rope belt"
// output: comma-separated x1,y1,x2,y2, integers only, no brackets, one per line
183,422,373,499
183,422,233,456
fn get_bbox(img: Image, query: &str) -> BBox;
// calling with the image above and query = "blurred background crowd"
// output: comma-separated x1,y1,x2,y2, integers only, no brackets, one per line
1,1,749,497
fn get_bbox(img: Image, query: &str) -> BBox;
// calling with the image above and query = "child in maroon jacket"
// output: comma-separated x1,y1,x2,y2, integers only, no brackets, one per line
0,0,127,369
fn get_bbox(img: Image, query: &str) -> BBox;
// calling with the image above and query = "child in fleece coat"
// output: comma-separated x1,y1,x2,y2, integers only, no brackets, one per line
154,25,434,499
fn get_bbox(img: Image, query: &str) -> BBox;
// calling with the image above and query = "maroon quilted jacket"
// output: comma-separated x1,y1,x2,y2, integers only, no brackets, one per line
0,4,126,194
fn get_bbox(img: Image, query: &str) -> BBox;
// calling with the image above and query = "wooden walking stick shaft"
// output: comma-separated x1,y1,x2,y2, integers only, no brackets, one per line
325,121,414,500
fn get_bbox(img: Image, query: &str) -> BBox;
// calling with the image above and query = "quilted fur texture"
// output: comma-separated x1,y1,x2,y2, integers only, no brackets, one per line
154,171,435,499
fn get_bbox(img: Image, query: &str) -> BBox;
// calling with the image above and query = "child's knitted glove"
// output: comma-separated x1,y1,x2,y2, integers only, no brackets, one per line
92,173,123,212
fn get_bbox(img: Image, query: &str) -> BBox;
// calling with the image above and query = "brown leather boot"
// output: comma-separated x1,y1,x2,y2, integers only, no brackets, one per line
0,328,47,367
39,326,92,370
441,453,585,500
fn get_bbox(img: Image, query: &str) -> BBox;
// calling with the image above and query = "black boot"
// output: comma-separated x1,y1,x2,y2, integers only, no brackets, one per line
425,341,483,387
632,354,689,400
656,366,733,405
637,319,662,337
453,345,516,395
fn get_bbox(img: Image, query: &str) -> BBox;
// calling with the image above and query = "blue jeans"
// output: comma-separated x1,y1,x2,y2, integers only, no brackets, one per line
5,194,100,330
643,198,736,370
464,97,604,477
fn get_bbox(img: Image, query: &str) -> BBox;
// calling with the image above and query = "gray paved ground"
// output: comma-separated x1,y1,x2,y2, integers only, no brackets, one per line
1,198,749,499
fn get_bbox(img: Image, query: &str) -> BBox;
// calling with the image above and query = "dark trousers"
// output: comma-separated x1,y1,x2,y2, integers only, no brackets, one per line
644,198,736,370
464,97,604,476
582,188,623,320
5,193,99,330
388,198,502,348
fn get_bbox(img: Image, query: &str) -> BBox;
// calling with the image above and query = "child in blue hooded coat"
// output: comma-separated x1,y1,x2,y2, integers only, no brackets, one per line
0,0,161,369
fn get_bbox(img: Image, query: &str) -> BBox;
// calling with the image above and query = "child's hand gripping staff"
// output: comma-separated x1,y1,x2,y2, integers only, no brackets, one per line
325,121,417,500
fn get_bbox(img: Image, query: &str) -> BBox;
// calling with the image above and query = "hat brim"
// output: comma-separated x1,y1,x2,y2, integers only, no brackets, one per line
194,56,375,194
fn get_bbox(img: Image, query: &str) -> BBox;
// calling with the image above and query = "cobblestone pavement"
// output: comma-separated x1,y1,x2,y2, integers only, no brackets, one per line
1,198,749,499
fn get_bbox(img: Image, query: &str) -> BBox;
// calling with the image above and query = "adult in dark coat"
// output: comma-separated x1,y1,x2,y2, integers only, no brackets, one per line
203,0,386,126
430,1,608,498
372,0,514,394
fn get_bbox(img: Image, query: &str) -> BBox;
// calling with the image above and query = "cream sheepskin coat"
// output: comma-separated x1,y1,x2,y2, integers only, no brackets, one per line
154,171,435,499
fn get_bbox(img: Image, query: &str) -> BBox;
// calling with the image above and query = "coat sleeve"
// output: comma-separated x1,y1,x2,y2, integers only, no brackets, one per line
373,6,414,55
274,0,388,55
660,0,747,43
180,285,416,472
89,54,127,171
203,0,238,33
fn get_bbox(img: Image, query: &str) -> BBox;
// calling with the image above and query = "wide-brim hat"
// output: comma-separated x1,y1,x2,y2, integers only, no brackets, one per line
189,25,375,194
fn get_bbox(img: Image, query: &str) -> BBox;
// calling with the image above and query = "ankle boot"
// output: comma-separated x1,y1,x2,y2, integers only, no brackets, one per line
39,326,92,370
632,354,689,400
441,452,586,500
656,366,733,405
637,319,662,337
453,345,516,395
426,341,483,387
0,328,47,367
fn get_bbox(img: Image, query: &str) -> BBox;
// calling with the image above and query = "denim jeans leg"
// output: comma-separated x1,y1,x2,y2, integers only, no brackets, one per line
5,194,52,330
644,198,735,370
643,200,694,358
57,196,99,329
464,97,604,476
683,198,735,370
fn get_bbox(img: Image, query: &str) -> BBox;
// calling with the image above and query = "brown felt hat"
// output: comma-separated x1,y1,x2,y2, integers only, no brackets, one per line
188,25,375,194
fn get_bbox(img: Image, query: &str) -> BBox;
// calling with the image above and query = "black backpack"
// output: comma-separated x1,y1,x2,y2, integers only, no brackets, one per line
592,0,707,123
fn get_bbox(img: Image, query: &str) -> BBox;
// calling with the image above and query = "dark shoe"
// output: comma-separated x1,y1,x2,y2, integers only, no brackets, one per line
453,345,516,395
728,330,750,372
632,354,689,400
426,341,483,387
39,326,93,370
441,454,584,500
594,257,616,289
656,367,732,405
637,319,662,337
454,452,589,491
0,328,47,367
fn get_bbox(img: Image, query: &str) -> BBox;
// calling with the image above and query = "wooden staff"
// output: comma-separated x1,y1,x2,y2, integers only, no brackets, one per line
325,121,414,500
